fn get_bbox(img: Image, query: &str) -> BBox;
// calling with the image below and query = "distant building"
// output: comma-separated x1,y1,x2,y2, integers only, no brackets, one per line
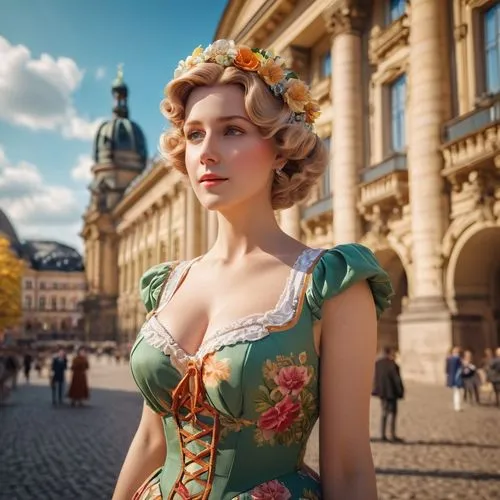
0,208,86,342
21,240,86,341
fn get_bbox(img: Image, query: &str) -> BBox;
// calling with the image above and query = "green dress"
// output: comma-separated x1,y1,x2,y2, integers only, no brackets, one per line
130,244,393,500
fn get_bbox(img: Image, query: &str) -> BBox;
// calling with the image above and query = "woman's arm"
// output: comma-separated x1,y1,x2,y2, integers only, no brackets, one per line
112,402,167,500
320,281,378,500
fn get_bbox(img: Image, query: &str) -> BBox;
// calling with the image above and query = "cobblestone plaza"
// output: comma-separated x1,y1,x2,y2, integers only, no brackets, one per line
1,359,499,500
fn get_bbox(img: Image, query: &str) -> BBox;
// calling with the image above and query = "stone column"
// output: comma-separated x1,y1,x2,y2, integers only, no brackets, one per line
185,187,200,259
324,2,366,244
398,0,452,384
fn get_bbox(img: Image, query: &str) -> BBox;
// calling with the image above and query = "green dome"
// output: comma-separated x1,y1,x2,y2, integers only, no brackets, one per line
93,118,147,166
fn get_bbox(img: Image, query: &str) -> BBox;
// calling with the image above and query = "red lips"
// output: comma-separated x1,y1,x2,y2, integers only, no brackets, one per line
199,173,228,183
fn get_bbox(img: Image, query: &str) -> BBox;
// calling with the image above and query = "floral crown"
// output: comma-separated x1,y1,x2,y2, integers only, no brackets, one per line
173,39,321,129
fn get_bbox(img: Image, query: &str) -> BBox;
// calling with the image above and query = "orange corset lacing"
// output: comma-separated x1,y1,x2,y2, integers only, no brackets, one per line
169,360,220,500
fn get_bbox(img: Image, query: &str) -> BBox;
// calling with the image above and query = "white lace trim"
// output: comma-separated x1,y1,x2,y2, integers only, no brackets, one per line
139,248,323,372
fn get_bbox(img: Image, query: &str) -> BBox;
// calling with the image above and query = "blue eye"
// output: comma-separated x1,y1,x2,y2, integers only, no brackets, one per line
226,126,243,136
186,130,203,141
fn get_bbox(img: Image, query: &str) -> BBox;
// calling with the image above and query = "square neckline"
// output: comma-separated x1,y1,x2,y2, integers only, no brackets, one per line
147,247,324,362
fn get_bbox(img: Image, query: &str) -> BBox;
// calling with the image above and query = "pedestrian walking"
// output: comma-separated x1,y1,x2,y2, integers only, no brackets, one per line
68,347,90,407
23,352,33,384
461,350,480,405
5,352,19,390
34,355,43,378
487,347,500,407
372,346,405,442
51,349,67,406
446,346,463,411
0,354,10,403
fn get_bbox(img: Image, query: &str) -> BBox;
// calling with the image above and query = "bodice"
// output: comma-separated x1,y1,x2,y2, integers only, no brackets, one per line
130,244,393,499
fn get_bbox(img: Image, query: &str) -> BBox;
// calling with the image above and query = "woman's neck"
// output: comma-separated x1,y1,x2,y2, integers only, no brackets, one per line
207,203,302,263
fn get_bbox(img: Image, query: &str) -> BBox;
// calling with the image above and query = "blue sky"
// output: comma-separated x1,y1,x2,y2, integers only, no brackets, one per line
0,0,227,251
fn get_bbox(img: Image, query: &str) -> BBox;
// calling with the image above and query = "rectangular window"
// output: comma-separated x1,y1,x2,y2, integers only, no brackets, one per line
24,296,32,310
322,137,332,196
387,0,406,24
321,52,332,78
51,297,57,310
390,75,407,153
25,280,33,290
484,4,500,94
39,297,46,310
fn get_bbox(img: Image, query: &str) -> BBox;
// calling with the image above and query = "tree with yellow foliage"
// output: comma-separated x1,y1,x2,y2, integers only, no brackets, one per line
0,235,24,331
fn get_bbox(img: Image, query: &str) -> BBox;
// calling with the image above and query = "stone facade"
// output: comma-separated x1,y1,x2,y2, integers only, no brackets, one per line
21,268,86,340
82,0,500,383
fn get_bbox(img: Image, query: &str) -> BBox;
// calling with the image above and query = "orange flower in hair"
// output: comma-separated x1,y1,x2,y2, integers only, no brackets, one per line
233,46,261,71
304,101,321,124
258,58,285,86
283,80,310,113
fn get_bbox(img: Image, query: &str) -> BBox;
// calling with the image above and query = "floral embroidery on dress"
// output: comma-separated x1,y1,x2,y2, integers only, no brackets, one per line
255,352,317,446
250,479,292,500
202,353,231,388
219,413,255,439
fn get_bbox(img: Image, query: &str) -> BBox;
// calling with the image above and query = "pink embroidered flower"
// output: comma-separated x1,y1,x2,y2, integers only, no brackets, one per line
274,365,311,396
251,479,292,500
258,396,300,440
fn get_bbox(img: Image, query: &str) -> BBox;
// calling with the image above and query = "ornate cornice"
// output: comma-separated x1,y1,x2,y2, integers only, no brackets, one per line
464,0,495,9
323,0,369,39
369,14,410,65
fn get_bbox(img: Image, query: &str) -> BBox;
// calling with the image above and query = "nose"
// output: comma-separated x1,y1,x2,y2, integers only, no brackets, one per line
199,132,220,166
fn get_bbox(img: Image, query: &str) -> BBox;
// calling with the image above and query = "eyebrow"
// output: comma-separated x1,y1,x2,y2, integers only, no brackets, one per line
184,115,252,127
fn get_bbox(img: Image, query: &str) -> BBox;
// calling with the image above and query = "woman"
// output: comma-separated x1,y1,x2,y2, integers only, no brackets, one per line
446,346,463,411
113,40,393,500
68,347,89,407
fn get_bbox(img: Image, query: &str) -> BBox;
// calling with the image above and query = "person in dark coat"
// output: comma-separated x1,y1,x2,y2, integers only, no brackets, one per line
461,350,480,405
445,346,463,411
488,347,500,407
51,349,67,405
23,352,33,384
372,346,405,442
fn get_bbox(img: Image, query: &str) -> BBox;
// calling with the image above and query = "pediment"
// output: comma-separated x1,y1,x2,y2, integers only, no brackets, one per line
216,0,298,43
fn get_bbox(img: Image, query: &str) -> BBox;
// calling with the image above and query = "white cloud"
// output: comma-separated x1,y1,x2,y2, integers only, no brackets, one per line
0,145,86,251
95,66,106,81
0,36,104,141
71,154,93,182
63,113,103,141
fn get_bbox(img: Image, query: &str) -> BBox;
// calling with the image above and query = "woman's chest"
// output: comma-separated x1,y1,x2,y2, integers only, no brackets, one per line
155,263,299,356
130,312,319,421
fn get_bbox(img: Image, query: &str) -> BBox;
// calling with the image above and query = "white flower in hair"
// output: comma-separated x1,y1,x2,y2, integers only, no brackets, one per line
204,39,237,61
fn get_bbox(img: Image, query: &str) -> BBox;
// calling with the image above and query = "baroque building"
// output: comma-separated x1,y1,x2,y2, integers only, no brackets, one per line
80,67,149,342
21,241,86,341
0,208,85,342
81,0,500,383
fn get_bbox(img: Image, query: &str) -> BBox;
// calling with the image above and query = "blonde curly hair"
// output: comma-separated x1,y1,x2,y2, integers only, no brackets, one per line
159,63,328,210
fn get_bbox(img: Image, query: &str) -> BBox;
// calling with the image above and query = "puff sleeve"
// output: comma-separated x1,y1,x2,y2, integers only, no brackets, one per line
306,243,394,321
139,262,175,313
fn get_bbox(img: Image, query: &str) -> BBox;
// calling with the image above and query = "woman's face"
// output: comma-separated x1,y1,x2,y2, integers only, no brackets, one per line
183,84,279,212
